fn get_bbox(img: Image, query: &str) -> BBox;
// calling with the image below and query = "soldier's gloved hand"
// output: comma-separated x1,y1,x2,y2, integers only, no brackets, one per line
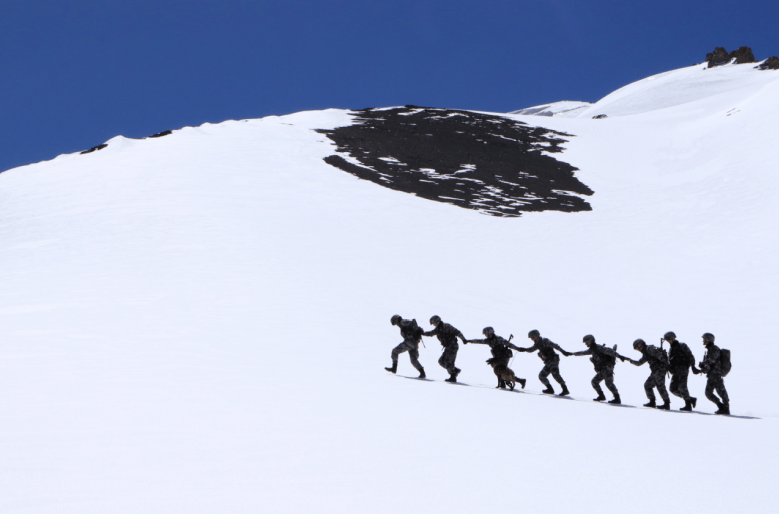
691,367,700,375
463,340,468,345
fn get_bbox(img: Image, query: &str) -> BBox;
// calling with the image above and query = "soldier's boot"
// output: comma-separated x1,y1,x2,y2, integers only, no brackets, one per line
715,404,730,415
418,369,426,379
541,387,555,394
680,399,693,412
454,368,461,378
558,385,570,397
445,373,457,383
593,394,606,402
608,394,621,405
497,378,506,389
691,397,697,409
385,363,397,374
657,400,671,410
643,399,656,408
518,378,527,389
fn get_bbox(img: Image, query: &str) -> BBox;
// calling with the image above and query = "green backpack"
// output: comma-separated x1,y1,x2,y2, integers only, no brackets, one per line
720,349,732,377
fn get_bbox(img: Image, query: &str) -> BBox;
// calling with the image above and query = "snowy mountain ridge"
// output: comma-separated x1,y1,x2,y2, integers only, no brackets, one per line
1,61,778,513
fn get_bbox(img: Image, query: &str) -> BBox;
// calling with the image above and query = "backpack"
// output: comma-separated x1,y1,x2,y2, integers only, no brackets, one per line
595,345,616,369
720,349,732,377
402,319,424,341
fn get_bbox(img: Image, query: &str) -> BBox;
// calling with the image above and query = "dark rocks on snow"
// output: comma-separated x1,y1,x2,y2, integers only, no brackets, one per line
592,114,608,119
317,106,593,218
756,56,779,70
706,46,756,68
147,130,172,138
80,144,108,155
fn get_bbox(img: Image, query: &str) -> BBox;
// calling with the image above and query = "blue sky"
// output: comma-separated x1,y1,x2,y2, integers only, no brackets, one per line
2,0,777,173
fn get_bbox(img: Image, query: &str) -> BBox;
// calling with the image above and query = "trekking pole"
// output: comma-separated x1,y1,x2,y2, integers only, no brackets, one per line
509,334,515,367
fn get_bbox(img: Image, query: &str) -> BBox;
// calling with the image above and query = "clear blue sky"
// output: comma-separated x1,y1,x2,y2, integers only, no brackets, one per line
2,0,777,173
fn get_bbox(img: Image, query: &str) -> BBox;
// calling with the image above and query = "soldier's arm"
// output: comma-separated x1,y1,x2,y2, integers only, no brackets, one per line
422,328,438,337
467,338,489,345
515,342,538,353
687,346,701,373
500,339,521,351
549,342,571,356
627,354,647,366
568,348,591,357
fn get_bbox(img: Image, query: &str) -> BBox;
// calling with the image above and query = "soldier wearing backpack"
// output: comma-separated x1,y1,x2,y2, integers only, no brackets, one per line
693,332,730,415
466,327,527,390
385,314,426,378
623,339,671,410
515,330,571,396
567,335,622,404
664,331,698,412
422,315,467,382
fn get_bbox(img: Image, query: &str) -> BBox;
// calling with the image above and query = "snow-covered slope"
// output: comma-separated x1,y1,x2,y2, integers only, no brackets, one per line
575,59,778,118
2,62,778,514
510,100,591,117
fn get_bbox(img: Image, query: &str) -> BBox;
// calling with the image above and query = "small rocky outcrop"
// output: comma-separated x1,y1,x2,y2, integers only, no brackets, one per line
80,144,108,155
706,46,756,68
755,56,779,70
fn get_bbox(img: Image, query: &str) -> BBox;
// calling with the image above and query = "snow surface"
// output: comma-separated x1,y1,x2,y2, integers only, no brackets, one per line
2,62,779,513
510,100,592,117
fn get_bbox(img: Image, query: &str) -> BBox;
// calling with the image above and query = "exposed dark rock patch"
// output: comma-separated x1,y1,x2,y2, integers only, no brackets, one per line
80,144,108,155
756,56,779,70
592,114,608,119
706,46,756,68
317,106,593,218
147,130,173,138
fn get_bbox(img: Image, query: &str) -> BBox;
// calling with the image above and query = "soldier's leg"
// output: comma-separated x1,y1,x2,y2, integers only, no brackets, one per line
438,352,447,370
549,362,566,387
408,347,424,374
670,368,692,400
391,342,409,367
591,372,605,396
714,375,729,405
655,371,670,403
669,371,682,398
643,374,657,401
705,376,723,407
603,368,619,396
538,363,553,390
444,347,459,375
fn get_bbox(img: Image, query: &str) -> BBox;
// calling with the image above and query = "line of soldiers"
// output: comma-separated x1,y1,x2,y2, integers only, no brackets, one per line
385,314,731,415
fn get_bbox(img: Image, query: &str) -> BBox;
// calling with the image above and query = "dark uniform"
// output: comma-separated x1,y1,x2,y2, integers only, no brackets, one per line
570,343,621,401
698,344,729,413
668,340,696,409
423,322,466,379
468,334,523,388
390,318,425,376
516,338,569,393
626,344,670,407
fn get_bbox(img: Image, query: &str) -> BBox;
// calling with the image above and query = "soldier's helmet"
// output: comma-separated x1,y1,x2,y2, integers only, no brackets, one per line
583,334,595,344
482,326,495,337
663,331,677,342
391,314,402,326
702,333,715,343
528,329,540,339
430,315,441,325
633,339,646,350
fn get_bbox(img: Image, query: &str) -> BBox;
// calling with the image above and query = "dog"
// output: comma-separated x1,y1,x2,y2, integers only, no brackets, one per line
486,358,525,391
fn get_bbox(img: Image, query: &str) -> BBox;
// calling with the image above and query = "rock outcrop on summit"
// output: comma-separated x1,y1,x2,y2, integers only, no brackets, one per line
756,56,779,70
706,46,756,68
318,106,593,218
